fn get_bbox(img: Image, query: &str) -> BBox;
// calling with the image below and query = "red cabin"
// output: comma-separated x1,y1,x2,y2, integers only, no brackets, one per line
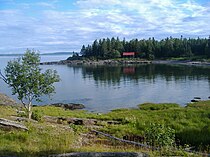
122,52,135,57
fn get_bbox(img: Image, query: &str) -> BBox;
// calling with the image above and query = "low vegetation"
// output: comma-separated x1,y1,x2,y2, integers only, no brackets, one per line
0,100,209,156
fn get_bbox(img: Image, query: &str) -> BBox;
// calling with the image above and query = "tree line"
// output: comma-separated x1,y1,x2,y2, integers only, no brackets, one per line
80,36,210,60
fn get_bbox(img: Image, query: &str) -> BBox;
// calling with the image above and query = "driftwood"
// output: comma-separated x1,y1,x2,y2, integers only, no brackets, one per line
91,130,157,150
0,118,28,131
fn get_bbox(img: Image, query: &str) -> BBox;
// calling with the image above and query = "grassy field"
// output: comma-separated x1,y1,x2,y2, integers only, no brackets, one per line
0,100,209,156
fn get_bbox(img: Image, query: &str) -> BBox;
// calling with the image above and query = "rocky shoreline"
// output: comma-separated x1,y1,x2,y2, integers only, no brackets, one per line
40,59,152,66
153,60,210,66
40,59,210,66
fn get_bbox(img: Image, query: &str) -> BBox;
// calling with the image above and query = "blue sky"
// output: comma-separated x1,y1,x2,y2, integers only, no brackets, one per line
0,0,210,54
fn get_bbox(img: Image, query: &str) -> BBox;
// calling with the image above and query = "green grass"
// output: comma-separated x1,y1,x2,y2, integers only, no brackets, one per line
138,103,180,110
0,122,76,156
0,105,17,118
23,102,210,150
0,101,210,156
33,106,98,119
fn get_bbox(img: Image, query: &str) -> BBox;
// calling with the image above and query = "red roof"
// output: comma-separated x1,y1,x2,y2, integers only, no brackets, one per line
123,52,135,56
123,67,135,74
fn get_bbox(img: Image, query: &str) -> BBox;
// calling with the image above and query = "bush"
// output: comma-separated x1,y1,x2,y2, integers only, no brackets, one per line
145,123,175,148
31,110,43,122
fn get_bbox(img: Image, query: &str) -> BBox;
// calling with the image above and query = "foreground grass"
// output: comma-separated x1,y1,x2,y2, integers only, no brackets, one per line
0,100,210,156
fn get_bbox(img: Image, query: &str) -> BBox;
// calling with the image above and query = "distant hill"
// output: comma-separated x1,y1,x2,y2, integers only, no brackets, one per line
0,52,74,56
41,52,74,55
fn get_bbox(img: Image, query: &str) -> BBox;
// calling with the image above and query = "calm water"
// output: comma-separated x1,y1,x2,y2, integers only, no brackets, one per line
0,55,210,112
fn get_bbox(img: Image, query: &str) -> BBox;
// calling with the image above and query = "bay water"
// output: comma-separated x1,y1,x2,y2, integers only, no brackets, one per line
0,55,210,112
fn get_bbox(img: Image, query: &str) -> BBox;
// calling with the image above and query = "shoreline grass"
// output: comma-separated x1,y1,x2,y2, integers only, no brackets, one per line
0,100,209,156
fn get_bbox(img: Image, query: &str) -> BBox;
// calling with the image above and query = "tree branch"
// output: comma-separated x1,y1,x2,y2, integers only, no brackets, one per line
0,70,8,83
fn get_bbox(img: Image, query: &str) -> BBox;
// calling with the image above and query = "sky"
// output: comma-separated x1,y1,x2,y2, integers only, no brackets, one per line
0,0,210,54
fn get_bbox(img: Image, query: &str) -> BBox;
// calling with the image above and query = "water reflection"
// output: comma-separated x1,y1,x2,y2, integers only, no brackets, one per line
1,60,210,112
71,64,210,87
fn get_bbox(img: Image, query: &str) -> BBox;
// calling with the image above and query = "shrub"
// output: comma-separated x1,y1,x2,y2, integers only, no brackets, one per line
31,110,43,122
145,123,175,148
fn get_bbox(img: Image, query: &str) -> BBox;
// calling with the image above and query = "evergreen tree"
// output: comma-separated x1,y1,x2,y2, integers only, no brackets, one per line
205,36,210,58
79,36,209,59
101,39,108,58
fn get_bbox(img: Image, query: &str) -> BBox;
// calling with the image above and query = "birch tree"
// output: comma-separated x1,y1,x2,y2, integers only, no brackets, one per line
0,50,60,119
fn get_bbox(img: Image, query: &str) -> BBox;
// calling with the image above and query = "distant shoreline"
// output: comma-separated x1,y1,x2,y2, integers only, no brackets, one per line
40,59,152,66
40,59,210,66
0,52,72,57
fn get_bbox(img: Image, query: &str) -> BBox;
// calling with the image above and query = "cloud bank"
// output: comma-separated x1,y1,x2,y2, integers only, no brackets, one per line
0,0,210,53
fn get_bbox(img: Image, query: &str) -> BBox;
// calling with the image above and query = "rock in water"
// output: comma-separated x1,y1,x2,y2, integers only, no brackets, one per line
0,118,28,131
191,99,199,103
50,103,85,110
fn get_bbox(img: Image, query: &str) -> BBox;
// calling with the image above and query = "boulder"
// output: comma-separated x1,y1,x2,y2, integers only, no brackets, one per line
0,118,28,131
43,116,97,126
66,118,97,125
191,99,199,103
50,103,85,110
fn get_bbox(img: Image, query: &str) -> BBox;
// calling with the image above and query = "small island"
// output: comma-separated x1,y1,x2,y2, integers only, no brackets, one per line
41,36,210,66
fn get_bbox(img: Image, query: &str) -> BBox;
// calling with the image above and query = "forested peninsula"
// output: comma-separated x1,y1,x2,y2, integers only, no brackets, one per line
79,36,210,60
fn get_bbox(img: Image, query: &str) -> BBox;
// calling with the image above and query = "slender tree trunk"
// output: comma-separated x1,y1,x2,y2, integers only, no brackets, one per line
28,102,32,120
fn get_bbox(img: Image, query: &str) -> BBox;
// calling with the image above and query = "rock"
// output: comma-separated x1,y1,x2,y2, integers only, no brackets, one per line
43,116,97,126
123,135,145,143
43,116,59,124
50,103,85,110
0,93,18,106
43,116,124,127
10,116,37,123
66,118,97,125
191,99,199,102
49,152,148,157
194,97,201,99
0,118,28,131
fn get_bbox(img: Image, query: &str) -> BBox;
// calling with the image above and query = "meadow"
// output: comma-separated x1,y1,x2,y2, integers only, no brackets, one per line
0,100,209,156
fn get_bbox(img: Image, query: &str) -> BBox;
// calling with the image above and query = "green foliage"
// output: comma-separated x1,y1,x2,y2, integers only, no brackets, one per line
80,36,210,60
145,123,175,148
17,110,27,118
139,103,180,110
4,49,60,101
1,49,60,119
186,101,210,109
69,124,88,134
109,49,121,58
31,109,43,122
